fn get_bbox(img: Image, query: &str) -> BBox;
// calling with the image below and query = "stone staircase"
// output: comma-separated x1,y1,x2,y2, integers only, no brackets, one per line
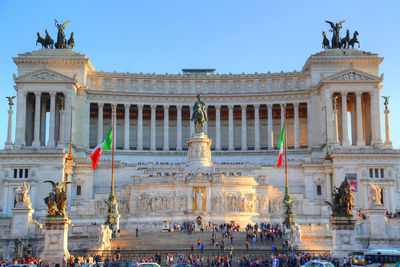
111,230,285,250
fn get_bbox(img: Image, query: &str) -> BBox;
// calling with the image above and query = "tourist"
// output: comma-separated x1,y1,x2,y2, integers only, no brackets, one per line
136,227,139,237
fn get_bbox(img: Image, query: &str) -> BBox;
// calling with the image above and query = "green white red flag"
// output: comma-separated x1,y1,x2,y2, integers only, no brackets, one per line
276,124,285,167
90,127,113,170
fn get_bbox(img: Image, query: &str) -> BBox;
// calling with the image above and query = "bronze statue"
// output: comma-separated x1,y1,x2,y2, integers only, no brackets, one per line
44,29,54,49
191,94,208,133
325,178,354,217
67,32,75,49
322,32,330,49
43,180,73,217
36,32,47,48
382,96,390,110
348,31,360,49
6,96,16,109
341,29,351,48
54,19,70,49
325,20,345,49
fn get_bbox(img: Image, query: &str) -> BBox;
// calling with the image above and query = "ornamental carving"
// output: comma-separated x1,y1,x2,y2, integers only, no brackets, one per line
31,72,63,81
130,193,186,214
330,71,374,81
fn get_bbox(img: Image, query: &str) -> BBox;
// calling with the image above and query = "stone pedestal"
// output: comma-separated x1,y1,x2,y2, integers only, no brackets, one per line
12,207,34,237
40,217,71,266
162,221,170,232
187,132,212,172
366,206,388,247
330,217,356,259
383,109,392,148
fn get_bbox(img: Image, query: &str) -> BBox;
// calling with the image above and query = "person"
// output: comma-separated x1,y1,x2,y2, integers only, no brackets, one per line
252,235,257,247
343,257,347,267
246,241,250,252
136,227,139,237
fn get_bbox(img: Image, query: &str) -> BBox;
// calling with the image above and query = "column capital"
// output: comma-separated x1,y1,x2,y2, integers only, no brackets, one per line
355,91,363,96
49,91,57,97
267,103,273,108
228,104,234,109
137,104,144,109
150,104,157,109
98,102,104,108
241,104,247,109
124,103,130,109
176,104,183,110
254,104,260,109
34,91,41,97
293,102,299,108
214,104,221,110
163,104,169,109
341,91,348,97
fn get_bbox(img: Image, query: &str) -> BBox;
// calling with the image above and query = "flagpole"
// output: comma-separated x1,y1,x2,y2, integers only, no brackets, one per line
106,104,119,232
283,104,294,229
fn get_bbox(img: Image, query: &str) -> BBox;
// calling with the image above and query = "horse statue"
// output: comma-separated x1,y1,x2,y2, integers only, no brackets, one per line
36,32,47,48
341,29,351,48
44,29,54,49
322,31,330,49
325,178,355,217
191,95,208,133
349,31,360,49
67,32,75,49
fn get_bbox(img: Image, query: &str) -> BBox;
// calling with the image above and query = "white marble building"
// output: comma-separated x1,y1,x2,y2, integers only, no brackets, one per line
0,48,399,252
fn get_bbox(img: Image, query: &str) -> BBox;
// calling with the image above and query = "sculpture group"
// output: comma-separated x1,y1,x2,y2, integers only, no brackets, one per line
43,180,72,217
36,20,75,49
323,20,360,49
325,178,355,217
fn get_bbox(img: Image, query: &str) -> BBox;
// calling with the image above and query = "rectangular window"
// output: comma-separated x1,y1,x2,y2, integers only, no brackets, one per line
13,169,17,178
77,185,81,196
19,169,23,179
375,169,379,178
317,185,322,196
369,169,373,178
380,169,384,178
24,169,29,178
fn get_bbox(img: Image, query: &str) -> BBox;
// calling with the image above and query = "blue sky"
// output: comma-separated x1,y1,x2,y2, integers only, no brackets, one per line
0,0,399,148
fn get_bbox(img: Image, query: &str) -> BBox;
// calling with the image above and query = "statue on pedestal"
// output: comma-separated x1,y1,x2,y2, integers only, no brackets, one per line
325,20,345,49
54,19,70,49
43,181,73,217
191,95,208,133
325,178,354,217
98,225,112,250
6,96,15,109
368,182,383,208
15,182,31,208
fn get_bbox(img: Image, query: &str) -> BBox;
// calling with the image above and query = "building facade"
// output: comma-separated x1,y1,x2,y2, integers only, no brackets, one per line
0,48,399,251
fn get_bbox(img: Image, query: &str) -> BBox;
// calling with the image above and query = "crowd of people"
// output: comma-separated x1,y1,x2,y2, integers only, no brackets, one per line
1,252,352,267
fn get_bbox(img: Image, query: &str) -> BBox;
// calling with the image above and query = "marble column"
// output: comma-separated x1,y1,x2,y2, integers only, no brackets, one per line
280,104,285,130
333,109,339,144
241,104,247,151
47,92,56,147
137,104,143,151
5,107,13,149
97,103,104,143
15,90,27,147
150,104,156,151
215,105,221,151
176,105,182,151
40,99,47,145
163,105,169,151
371,91,383,147
228,104,234,151
204,105,208,135
32,92,41,147
254,104,260,151
57,108,65,147
124,104,130,150
341,92,350,146
384,108,392,147
356,92,365,146
307,101,312,148
267,104,273,149
294,103,300,149
190,107,194,136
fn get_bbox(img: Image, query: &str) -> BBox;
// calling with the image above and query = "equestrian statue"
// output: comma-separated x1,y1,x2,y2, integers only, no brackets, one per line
322,20,360,49
191,94,208,133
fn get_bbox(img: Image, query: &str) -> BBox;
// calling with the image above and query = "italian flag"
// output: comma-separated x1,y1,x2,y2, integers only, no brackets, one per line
90,127,113,170
276,124,285,168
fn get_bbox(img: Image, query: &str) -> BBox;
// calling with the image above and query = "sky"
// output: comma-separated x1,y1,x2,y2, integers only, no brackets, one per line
0,0,399,148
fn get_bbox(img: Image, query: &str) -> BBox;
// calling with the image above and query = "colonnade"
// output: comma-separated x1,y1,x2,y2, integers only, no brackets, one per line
91,102,311,151
330,91,381,147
